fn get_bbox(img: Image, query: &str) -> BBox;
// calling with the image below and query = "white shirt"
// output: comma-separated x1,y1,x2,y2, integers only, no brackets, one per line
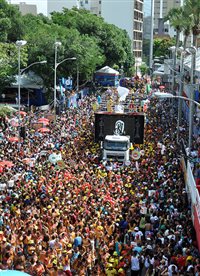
131,256,140,271
168,264,178,276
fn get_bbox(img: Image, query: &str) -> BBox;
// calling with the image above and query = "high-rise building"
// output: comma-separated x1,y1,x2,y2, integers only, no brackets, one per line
18,2,37,15
143,0,152,40
133,0,144,67
101,0,144,67
154,0,183,37
7,0,46,15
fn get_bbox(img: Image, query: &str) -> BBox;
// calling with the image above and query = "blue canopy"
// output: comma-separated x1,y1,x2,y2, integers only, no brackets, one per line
0,271,30,276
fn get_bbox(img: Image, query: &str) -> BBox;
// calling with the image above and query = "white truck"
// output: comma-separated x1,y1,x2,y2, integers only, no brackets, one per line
95,110,144,163
102,135,130,162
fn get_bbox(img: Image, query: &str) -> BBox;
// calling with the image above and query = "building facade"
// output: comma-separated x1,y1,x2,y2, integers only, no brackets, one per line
7,1,37,15
154,0,183,37
133,0,144,67
18,2,37,15
101,0,144,67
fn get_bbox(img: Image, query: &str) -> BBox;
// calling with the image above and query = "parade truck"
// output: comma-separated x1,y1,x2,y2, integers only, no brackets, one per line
95,112,144,162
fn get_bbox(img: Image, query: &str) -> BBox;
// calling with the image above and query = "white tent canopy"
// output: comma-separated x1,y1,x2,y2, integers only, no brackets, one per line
96,66,119,75
184,48,200,73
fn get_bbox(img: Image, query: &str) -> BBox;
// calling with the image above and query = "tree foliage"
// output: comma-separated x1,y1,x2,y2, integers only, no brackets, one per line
153,37,176,58
0,2,134,92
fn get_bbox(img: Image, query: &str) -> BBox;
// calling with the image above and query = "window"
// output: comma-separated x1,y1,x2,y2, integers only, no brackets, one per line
85,0,88,4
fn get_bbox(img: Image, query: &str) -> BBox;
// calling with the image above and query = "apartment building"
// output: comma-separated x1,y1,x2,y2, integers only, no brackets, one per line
101,0,144,67
133,0,144,67
7,1,37,15
154,0,183,36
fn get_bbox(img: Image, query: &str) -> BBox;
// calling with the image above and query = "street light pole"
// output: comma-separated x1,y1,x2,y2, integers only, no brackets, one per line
154,92,200,108
149,0,154,71
76,63,79,92
54,41,62,118
54,41,76,121
177,47,186,143
188,46,197,155
168,46,176,94
16,40,27,117
154,91,200,154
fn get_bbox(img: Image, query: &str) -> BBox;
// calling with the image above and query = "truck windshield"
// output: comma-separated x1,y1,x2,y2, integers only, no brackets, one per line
104,140,128,151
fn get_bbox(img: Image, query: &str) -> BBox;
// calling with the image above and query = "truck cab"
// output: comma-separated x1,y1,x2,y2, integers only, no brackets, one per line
102,135,130,162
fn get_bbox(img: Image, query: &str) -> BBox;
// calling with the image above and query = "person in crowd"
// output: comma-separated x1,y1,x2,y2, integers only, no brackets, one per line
0,77,199,275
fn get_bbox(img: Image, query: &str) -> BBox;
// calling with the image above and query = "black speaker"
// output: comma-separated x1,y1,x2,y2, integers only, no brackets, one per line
95,112,144,144
20,127,26,139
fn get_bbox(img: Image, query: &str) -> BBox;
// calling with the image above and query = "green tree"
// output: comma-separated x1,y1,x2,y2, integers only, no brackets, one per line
51,8,134,73
0,3,134,95
153,37,176,58
184,0,200,48
139,63,148,76
0,42,28,91
0,0,24,42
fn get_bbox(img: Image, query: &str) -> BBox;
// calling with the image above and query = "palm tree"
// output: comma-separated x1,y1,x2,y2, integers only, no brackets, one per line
165,7,184,52
185,0,200,48
184,0,200,150
165,7,184,93
181,9,193,50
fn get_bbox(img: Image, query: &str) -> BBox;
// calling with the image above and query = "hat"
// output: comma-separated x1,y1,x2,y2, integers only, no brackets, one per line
134,227,139,231
113,251,118,256
109,258,115,263
67,243,72,248
118,268,124,273
147,245,152,250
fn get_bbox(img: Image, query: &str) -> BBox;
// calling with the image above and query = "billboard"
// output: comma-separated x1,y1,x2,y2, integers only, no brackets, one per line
95,112,144,144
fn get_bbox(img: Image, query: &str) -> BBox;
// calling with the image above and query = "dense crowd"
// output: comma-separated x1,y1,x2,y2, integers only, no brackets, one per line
0,81,200,276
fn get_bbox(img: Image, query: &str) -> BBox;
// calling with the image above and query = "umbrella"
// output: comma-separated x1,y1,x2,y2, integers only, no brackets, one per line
38,127,50,133
16,111,27,116
0,271,30,276
8,137,19,142
37,118,49,125
0,160,14,168
49,153,58,164
38,118,49,123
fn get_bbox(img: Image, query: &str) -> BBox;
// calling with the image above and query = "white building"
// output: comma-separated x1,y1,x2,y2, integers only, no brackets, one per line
101,0,144,67
153,0,183,37
7,1,37,15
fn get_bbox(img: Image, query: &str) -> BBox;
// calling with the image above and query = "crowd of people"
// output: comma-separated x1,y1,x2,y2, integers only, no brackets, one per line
0,82,200,276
